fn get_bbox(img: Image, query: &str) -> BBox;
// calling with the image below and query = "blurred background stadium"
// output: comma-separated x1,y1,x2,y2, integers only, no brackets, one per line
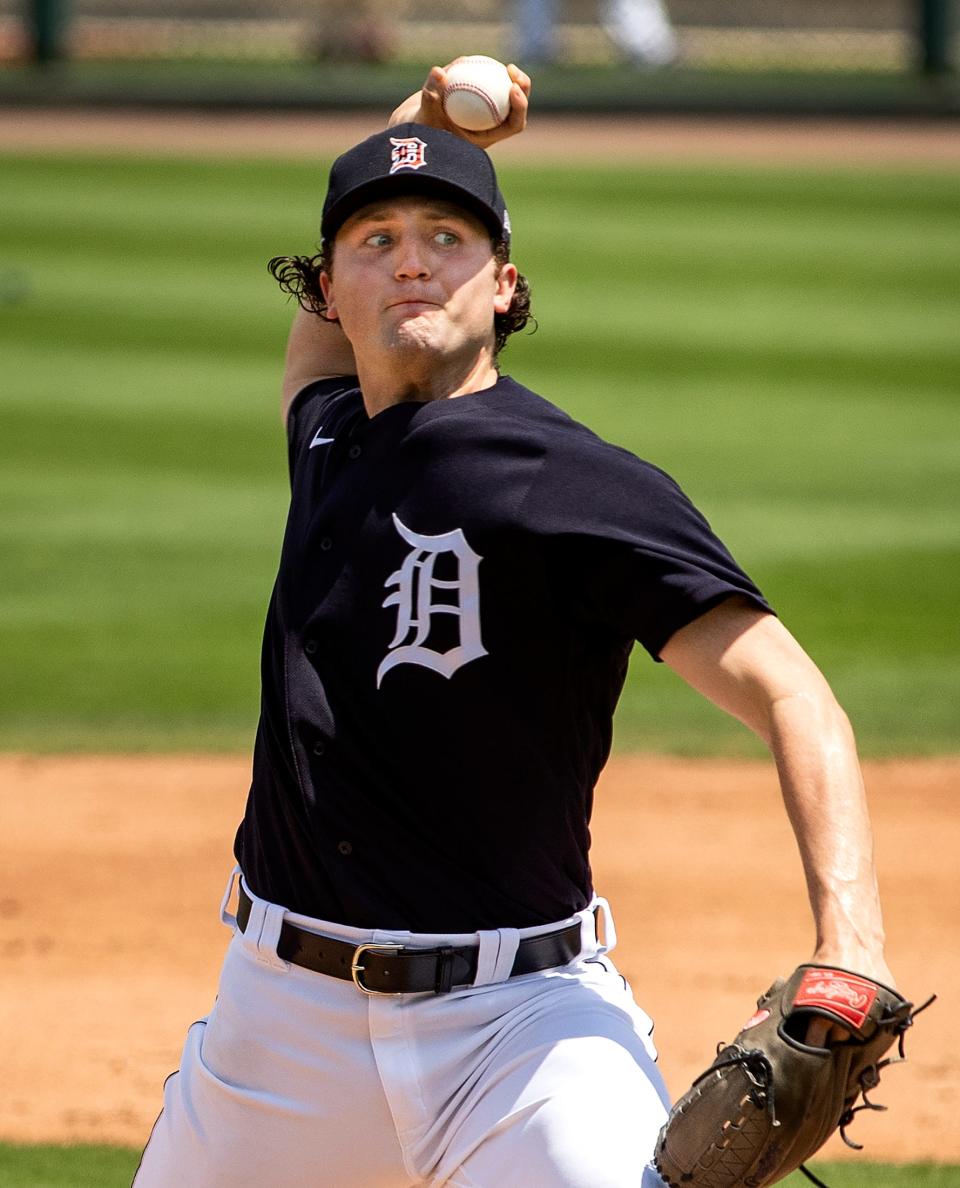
2,0,957,111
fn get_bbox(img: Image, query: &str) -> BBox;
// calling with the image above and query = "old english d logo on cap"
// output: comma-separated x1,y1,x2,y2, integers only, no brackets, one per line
389,136,428,174
321,123,510,243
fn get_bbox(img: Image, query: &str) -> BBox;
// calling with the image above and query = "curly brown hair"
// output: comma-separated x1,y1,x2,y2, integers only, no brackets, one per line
268,237,533,361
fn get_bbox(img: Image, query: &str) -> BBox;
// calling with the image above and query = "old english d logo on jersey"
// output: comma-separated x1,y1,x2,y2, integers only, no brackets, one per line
389,136,428,174
377,514,487,687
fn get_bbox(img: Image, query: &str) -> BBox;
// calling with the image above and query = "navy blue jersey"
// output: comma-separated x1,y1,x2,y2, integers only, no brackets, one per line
234,375,771,931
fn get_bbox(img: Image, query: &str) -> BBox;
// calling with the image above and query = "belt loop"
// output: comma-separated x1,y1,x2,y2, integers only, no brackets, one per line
238,892,266,960
257,901,289,972
591,896,617,956
219,865,241,930
472,930,499,986
237,889,289,972
472,928,520,987
492,928,520,981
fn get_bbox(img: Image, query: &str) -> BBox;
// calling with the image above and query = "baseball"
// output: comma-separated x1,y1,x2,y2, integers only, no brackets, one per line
442,55,513,132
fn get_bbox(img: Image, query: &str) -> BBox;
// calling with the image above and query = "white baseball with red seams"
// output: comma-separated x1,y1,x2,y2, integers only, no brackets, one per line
442,56,513,132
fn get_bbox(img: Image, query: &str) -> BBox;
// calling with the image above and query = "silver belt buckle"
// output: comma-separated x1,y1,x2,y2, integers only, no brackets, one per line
350,942,405,995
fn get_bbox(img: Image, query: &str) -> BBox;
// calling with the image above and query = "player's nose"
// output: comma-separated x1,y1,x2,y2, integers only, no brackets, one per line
393,236,431,280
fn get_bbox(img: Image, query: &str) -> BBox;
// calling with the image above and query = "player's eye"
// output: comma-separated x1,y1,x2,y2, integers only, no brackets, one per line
364,231,392,247
434,230,459,247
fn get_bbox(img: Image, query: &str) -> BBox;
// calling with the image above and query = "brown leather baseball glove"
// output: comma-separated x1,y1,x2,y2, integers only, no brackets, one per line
654,964,933,1188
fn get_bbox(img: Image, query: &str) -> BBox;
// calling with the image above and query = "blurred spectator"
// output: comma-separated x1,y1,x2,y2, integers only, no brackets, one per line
516,0,677,66
308,0,404,63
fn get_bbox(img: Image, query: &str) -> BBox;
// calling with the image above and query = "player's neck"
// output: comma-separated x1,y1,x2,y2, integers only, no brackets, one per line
356,351,500,418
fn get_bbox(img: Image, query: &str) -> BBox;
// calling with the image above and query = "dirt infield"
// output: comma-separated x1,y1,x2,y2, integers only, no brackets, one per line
4,108,960,167
0,753,955,1161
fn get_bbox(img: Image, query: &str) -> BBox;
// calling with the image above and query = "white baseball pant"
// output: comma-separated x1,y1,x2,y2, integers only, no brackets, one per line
134,870,671,1187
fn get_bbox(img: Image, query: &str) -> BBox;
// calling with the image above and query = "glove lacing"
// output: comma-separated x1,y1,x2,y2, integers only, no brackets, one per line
697,1047,779,1123
699,1049,832,1188
803,993,937,1184
837,993,937,1150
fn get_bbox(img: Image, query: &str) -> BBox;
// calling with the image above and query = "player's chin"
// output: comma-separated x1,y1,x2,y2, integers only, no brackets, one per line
390,312,449,352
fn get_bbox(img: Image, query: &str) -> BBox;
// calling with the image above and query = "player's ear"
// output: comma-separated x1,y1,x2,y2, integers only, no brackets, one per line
319,270,338,321
493,262,518,315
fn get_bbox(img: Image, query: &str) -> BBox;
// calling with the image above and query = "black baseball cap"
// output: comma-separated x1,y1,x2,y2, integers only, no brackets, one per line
320,123,511,245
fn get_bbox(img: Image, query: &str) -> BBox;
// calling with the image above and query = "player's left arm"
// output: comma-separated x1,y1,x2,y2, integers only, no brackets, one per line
660,596,893,1006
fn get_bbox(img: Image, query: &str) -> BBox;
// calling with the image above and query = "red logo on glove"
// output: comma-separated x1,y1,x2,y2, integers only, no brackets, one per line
794,969,877,1029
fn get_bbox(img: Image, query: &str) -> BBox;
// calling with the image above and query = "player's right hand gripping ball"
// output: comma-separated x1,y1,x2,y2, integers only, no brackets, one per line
654,965,934,1188
441,55,513,131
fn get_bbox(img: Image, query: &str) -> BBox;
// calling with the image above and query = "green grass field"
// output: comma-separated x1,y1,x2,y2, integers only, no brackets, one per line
1,1143,958,1188
1,152,958,759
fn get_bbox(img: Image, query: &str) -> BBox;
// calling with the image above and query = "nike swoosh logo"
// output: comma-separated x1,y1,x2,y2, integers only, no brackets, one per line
309,427,335,449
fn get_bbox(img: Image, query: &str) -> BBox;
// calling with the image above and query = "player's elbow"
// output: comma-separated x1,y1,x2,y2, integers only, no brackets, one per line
765,685,857,761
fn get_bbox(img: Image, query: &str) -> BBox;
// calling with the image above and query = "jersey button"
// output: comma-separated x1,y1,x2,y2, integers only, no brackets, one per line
312,740,326,757
337,840,353,856
304,638,318,655
320,537,333,552
347,445,362,460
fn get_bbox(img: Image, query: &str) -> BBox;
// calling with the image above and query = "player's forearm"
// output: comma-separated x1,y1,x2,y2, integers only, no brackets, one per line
767,687,889,979
281,305,357,423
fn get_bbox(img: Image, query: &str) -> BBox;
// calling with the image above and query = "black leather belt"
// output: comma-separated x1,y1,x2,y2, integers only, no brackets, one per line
236,885,583,995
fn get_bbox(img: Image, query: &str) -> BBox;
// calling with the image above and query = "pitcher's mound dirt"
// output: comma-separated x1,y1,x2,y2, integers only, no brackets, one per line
0,753,955,1162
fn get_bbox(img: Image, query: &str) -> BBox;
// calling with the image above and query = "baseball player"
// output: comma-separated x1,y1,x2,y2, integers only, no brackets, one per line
134,67,893,1188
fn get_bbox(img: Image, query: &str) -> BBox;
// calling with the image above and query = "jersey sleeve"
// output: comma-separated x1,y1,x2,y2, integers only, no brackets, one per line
285,376,360,483
533,437,773,660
